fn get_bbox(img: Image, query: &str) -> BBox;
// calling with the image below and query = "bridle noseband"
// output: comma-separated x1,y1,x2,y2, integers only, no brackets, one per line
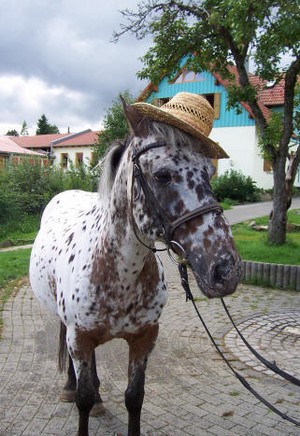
131,140,223,256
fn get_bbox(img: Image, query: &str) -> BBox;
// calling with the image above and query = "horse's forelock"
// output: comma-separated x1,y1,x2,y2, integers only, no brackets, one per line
148,121,214,173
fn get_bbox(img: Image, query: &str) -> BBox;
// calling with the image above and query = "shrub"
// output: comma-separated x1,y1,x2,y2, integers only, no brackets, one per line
0,158,99,225
211,169,261,203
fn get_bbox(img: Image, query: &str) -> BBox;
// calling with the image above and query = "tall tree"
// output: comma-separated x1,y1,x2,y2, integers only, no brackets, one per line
20,120,29,136
36,114,60,135
114,0,300,245
94,90,134,162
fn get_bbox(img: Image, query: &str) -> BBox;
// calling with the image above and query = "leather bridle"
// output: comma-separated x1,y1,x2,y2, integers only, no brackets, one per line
132,141,300,427
131,140,223,254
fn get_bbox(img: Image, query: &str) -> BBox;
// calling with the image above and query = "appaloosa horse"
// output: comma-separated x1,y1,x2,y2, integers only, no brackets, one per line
30,95,241,436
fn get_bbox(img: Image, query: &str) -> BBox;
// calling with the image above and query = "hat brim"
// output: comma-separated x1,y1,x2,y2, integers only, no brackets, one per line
132,102,229,159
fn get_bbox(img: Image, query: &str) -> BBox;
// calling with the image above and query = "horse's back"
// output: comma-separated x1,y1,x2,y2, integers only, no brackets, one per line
40,190,99,226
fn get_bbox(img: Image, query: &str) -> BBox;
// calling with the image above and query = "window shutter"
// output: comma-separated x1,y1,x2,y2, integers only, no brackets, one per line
263,159,273,172
214,93,221,119
212,159,218,176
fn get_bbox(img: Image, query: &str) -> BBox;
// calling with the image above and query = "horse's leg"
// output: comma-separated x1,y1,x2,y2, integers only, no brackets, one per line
60,350,105,415
60,355,77,402
125,324,159,436
65,328,96,436
90,351,105,416
72,352,95,436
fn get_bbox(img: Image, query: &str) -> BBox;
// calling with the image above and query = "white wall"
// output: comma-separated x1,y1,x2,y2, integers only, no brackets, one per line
52,145,93,168
210,125,274,189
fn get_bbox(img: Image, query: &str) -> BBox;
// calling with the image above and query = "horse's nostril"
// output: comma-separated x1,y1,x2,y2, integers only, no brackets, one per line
213,261,230,283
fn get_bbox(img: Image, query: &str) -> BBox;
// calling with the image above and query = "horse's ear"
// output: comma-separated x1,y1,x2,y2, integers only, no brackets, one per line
120,95,149,138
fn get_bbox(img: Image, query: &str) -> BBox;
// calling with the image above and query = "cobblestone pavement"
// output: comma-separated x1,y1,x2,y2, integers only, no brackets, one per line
1,249,300,436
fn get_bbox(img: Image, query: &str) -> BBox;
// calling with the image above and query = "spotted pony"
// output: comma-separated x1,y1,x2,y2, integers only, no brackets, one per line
29,101,241,436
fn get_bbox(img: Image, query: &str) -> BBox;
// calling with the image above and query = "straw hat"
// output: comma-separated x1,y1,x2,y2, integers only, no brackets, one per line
132,92,228,159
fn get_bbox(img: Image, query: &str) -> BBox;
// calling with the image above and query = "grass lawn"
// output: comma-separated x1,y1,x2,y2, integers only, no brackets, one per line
0,249,32,288
0,249,31,336
0,215,40,246
232,209,300,265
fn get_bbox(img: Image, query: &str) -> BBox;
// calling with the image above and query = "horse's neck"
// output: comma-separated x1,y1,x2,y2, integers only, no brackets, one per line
98,154,152,278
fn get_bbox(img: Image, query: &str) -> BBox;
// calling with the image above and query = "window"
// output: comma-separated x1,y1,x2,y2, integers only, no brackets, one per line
75,152,83,167
211,159,218,176
204,93,221,119
90,152,96,167
0,156,6,168
173,69,205,83
61,153,68,169
152,98,170,107
151,93,221,119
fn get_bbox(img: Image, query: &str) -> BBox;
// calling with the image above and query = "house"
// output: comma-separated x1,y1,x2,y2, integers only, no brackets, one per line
137,65,299,189
0,135,45,168
7,130,99,169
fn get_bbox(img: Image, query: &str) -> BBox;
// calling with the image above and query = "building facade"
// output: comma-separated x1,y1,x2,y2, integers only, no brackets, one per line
2,130,99,169
138,66,299,189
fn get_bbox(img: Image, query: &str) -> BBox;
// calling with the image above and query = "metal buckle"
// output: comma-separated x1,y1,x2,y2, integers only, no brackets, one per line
167,240,186,265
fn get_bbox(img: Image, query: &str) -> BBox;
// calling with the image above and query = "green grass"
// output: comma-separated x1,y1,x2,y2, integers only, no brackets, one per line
0,249,31,288
0,214,40,246
0,249,31,336
232,209,300,265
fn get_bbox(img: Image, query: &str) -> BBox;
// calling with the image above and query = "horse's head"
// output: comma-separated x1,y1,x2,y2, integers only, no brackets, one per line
122,94,242,299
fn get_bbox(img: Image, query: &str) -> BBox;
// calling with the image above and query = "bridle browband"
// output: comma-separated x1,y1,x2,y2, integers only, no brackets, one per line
131,140,223,254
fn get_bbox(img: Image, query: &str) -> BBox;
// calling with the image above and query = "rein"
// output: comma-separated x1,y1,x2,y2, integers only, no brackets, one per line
221,298,300,387
178,262,300,427
131,140,223,251
130,140,300,425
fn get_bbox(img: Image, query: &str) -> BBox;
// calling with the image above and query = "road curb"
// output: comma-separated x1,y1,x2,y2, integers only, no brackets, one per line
242,260,300,291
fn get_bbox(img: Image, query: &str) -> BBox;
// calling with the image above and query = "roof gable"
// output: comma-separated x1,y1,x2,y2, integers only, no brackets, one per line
53,130,99,147
138,64,288,123
9,130,99,150
11,133,70,149
0,136,44,155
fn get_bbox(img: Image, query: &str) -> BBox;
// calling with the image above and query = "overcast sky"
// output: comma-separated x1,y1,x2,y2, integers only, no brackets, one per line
0,0,150,135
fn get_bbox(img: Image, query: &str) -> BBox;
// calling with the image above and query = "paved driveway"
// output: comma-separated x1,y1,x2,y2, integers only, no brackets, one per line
1,199,300,435
224,197,300,225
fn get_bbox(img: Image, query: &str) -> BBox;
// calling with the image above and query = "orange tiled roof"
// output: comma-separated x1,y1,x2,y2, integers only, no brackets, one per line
248,75,285,106
53,130,99,147
0,136,44,155
212,66,276,119
10,130,99,150
12,133,70,149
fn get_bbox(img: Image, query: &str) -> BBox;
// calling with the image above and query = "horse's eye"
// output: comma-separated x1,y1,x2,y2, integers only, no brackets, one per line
154,169,172,184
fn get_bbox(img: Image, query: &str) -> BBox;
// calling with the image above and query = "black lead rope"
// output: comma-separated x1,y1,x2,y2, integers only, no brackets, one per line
178,262,300,427
221,297,300,387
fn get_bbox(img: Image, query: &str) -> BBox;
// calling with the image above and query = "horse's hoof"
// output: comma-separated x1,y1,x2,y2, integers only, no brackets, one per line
60,389,76,402
90,401,106,417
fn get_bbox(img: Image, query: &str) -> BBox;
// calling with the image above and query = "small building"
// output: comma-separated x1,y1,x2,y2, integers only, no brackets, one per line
138,65,299,189
0,136,45,168
8,130,99,169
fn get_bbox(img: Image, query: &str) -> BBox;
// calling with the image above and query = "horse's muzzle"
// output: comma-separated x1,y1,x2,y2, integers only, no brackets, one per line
188,253,242,299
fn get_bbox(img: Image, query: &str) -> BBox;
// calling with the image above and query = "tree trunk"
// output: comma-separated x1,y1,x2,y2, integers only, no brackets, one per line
268,155,288,245
285,148,300,210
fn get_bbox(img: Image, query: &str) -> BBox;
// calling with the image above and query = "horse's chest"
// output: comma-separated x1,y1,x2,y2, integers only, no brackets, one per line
67,275,168,337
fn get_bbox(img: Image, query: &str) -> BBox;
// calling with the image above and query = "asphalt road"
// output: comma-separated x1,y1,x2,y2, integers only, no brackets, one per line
224,197,300,224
